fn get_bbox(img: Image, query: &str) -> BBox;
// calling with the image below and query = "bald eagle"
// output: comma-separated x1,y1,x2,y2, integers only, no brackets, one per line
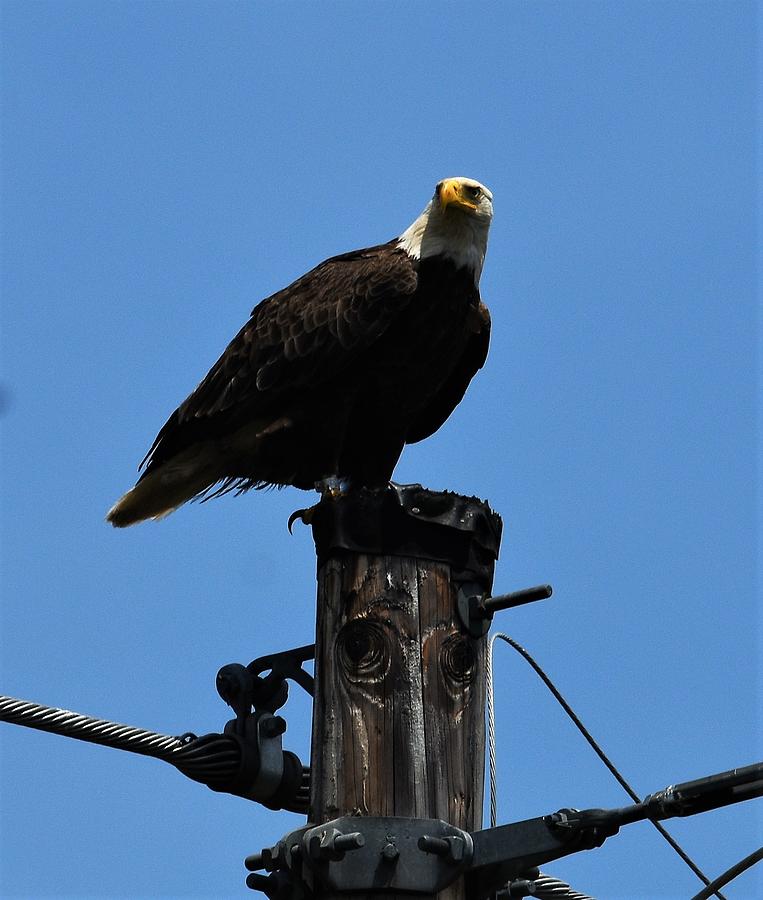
107,177,493,527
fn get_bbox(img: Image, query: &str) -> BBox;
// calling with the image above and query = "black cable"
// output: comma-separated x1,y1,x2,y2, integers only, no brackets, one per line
690,846,763,900
492,634,726,900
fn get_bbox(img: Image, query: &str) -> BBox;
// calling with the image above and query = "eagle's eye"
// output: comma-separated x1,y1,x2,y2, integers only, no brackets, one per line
466,185,481,198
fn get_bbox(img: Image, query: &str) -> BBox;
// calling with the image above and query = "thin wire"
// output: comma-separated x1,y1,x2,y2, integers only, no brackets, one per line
488,637,595,900
689,847,763,900
486,631,499,827
488,633,726,900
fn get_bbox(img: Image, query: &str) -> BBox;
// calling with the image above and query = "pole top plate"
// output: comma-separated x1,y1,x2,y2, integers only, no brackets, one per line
310,483,502,590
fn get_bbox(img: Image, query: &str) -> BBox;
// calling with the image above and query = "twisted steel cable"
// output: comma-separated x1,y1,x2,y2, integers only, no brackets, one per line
0,695,244,789
0,694,309,813
533,874,596,900
0,694,184,759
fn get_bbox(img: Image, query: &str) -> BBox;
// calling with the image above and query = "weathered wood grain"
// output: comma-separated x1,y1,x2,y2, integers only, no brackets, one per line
310,552,486,900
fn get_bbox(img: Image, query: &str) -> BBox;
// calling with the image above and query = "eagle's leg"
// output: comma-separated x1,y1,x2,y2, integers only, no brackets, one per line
287,476,349,532
314,475,350,499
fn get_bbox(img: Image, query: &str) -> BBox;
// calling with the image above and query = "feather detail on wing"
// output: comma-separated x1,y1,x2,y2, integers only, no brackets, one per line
139,243,419,473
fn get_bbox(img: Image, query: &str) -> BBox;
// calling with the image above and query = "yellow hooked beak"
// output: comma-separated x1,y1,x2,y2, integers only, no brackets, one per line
438,178,477,212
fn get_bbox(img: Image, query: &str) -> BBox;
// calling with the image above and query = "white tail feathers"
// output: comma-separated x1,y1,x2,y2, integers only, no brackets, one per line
106,452,220,527
107,421,274,526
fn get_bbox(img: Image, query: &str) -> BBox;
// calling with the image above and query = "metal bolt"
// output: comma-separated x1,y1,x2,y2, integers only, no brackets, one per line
308,828,365,861
418,834,466,862
480,584,553,618
260,715,287,738
381,842,399,861
418,835,451,856
308,830,336,861
333,831,365,852
245,872,276,896
244,852,265,872
261,844,287,871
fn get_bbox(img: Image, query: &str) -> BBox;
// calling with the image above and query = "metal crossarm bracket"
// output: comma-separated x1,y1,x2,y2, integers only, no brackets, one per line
244,810,600,897
243,760,763,897
245,812,599,897
246,817,473,895
467,811,618,897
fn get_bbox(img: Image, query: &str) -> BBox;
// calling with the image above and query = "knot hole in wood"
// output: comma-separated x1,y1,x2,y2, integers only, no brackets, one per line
440,632,477,686
335,619,391,684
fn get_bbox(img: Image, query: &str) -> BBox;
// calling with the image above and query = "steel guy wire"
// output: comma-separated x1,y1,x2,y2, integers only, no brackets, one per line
487,632,725,900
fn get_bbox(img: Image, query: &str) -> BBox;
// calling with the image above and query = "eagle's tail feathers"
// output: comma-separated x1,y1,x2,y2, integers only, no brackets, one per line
106,417,289,527
106,448,223,527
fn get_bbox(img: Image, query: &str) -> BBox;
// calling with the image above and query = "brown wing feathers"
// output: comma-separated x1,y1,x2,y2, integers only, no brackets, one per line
135,244,419,481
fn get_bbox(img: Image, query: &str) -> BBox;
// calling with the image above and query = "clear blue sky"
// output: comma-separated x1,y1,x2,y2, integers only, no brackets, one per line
1,2,759,898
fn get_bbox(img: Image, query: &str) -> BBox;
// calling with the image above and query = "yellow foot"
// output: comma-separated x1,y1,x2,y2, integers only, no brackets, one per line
315,476,346,499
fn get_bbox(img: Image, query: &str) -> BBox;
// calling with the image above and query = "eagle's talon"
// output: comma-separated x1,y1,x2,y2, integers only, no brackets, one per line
288,505,317,533
288,479,349,532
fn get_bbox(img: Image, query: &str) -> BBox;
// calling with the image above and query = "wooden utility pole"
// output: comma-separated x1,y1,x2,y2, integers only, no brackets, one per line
308,485,502,899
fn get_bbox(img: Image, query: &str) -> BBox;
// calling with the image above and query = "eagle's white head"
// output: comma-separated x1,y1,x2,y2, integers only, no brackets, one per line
397,177,493,283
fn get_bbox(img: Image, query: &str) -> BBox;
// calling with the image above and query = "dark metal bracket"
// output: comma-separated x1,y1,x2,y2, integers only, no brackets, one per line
166,644,318,813
467,809,617,897
246,816,474,897
457,583,553,637
242,809,605,898
309,484,502,591
217,644,315,718
243,761,763,897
